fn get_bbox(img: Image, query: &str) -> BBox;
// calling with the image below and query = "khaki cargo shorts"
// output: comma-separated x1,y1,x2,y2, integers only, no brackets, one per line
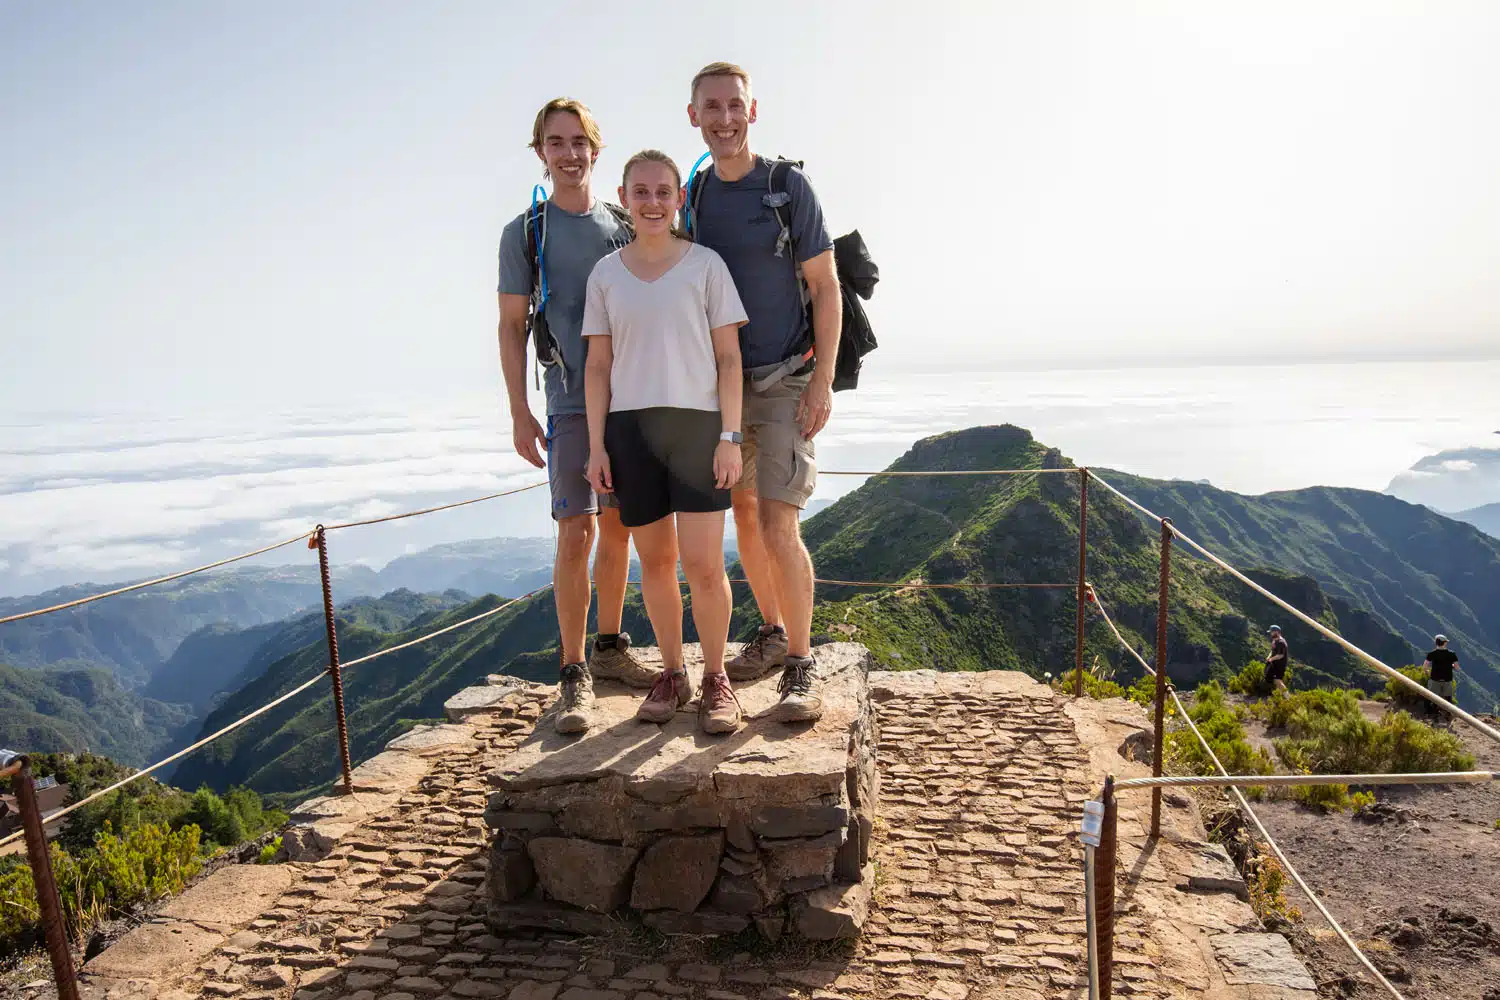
740,372,816,508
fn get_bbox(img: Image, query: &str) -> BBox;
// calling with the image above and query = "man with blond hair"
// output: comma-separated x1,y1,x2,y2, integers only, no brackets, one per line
498,98,657,734
686,62,841,723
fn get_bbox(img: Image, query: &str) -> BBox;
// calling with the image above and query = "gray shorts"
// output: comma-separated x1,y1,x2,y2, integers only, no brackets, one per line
741,371,817,508
546,413,616,521
1427,678,1456,702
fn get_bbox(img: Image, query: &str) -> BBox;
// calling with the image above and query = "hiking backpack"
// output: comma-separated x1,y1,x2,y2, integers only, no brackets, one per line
522,194,633,375
687,158,879,391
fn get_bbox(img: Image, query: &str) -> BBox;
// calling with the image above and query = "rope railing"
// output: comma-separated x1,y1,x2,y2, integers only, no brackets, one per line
322,480,548,531
0,530,316,626
1114,770,1496,790
1086,470,1500,747
1085,584,1156,678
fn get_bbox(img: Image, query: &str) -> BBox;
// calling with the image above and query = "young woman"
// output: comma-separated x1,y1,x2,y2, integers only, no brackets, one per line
582,149,748,734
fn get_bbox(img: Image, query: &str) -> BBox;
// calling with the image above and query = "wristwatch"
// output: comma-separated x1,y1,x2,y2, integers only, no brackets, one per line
720,431,743,444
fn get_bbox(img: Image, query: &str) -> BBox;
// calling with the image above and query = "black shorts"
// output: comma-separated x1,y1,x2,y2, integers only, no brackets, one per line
1266,660,1287,682
605,407,730,528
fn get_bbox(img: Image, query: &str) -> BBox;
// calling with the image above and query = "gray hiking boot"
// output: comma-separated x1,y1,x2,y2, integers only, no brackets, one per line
726,624,789,681
554,662,595,734
699,671,743,735
588,632,659,688
637,667,692,724
773,655,823,723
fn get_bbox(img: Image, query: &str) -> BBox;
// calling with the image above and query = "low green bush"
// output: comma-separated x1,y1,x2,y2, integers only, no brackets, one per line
257,836,284,865
1292,783,1352,812
1383,666,1432,709
1167,682,1275,784
1267,688,1474,775
1228,661,1267,696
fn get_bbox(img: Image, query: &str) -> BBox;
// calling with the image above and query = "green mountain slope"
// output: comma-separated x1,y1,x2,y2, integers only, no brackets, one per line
0,664,192,766
1093,472,1500,708
1454,502,1500,540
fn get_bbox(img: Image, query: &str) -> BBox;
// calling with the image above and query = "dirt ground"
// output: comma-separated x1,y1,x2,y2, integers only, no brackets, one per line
1236,705,1500,1000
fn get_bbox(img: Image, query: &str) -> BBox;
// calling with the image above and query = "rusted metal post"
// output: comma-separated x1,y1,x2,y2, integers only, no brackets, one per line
11,760,82,1000
1150,518,1173,838
1074,468,1089,697
312,526,355,796
1094,775,1117,998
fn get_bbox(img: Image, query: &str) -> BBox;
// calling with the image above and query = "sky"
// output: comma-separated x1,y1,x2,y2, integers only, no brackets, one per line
3,1,1500,416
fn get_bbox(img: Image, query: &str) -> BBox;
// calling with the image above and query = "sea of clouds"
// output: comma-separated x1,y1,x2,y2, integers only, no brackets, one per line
3,360,1496,598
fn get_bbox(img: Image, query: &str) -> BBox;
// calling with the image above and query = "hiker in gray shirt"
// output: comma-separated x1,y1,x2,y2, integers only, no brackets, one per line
497,98,660,735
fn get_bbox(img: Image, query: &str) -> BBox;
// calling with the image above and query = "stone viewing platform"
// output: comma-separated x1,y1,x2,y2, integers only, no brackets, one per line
483,643,878,941
65,643,1320,1000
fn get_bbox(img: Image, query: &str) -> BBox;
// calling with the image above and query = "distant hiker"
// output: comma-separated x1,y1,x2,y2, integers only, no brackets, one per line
583,150,750,735
685,61,841,723
1265,626,1289,692
1424,634,1460,709
498,98,658,735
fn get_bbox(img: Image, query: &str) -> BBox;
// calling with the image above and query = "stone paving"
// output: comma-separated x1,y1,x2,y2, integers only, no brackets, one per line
74,655,1315,1000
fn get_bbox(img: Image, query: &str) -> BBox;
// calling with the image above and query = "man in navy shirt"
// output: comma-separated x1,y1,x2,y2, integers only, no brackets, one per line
687,62,842,722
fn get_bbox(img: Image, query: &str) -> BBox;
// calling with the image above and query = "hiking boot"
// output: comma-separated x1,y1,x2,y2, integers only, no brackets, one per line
699,671,743,735
726,624,789,681
637,667,692,724
588,632,659,688
774,655,823,723
554,662,595,734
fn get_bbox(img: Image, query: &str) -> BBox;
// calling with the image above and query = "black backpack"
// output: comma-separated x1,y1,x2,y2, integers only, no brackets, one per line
523,198,633,374
688,158,878,391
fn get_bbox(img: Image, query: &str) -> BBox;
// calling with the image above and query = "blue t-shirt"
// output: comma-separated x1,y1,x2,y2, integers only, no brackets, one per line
692,157,833,369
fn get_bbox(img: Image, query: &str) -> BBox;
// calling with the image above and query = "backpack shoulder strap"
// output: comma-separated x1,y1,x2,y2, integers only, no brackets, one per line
687,166,713,238
766,157,804,259
523,203,548,298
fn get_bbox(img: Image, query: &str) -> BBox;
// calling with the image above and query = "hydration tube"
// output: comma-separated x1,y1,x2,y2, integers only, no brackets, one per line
530,183,549,305
682,151,713,237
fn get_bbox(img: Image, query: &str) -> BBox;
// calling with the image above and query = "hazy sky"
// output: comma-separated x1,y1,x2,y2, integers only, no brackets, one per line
3,1,1498,415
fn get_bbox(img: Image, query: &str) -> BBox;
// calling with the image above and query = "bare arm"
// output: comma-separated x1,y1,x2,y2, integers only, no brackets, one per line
797,248,841,439
584,334,614,492
498,293,545,468
711,322,744,489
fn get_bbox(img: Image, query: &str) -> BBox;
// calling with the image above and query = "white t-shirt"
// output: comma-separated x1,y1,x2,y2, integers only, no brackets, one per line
581,242,748,413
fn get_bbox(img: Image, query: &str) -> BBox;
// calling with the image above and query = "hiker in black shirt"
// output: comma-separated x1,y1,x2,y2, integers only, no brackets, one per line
1265,626,1289,693
1423,634,1460,715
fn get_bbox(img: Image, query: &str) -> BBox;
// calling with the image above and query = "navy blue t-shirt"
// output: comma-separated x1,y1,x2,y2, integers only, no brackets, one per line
693,157,834,369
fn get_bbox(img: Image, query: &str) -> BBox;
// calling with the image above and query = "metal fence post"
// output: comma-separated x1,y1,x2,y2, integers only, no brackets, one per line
1074,468,1089,697
1094,775,1117,999
1150,518,1173,838
312,526,355,796
10,760,82,1000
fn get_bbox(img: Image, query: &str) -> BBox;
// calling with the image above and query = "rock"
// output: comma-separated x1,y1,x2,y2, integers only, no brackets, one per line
82,920,228,979
709,874,765,915
447,686,519,722
486,845,540,905
794,877,871,940
528,838,640,912
1180,844,1248,899
750,806,848,839
762,831,842,886
1211,933,1318,990
349,750,432,793
388,723,476,755
347,973,393,990
754,910,786,943
631,833,724,912
1118,729,1154,764
488,901,619,936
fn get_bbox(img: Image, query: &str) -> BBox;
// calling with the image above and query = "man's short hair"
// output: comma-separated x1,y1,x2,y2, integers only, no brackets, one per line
691,62,752,103
528,98,604,156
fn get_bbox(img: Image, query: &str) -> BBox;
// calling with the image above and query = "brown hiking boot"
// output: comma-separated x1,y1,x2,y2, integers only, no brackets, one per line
699,671,743,734
588,632,659,688
637,668,691,724
773,655,823,723
726,624,789,681
553,662,595,734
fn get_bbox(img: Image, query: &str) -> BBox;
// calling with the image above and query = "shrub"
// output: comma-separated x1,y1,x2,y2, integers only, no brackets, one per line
257,836,283,865
1167,682,1275,786
1228,662,1268,696
1048,656,1126,700
1127,673,1158,708
1292,783,1352,812
1383,666,1431,710
1247,855,1302,924
1349,791,1376,811
1267,688,1474,775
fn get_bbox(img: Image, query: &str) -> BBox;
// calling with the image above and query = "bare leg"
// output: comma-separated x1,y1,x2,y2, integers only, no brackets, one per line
631,515,684,671
554,514,596,665
594,506,631,634
758,499,815,658
731,489,784,627
678,511,731,674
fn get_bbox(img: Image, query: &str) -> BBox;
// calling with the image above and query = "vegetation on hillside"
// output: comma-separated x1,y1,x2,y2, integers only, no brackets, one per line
0,665,192,768
2,752,285,959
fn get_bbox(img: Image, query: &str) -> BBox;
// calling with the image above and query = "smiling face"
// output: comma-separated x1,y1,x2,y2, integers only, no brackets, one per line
619,159,683,238
536,109,597,191
689,73,756,161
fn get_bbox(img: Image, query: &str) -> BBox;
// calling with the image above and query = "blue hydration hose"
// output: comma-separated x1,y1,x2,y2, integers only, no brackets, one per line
530,184,549,306
683,152,713,237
